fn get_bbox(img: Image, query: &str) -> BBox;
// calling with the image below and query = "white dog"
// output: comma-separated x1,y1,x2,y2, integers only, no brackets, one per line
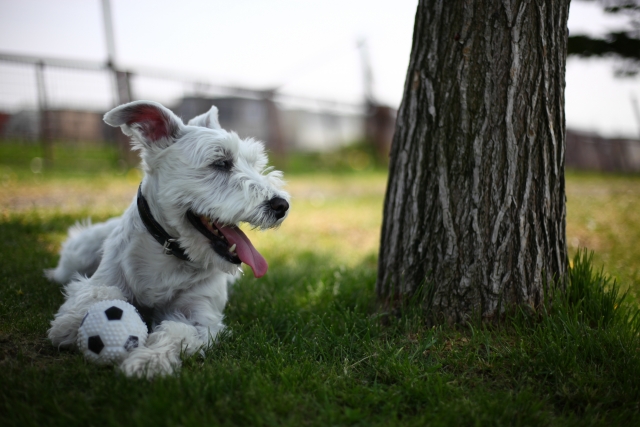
46,100,289,378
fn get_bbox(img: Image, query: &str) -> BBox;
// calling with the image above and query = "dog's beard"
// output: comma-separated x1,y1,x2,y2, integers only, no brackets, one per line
186,210,268,278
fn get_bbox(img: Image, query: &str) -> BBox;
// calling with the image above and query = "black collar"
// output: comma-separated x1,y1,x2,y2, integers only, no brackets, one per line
136,184,190,261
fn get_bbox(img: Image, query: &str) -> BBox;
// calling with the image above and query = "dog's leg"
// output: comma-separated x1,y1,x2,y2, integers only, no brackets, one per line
48,276,126,348
118,320,202,378
119,282,227,378
45,217,121,284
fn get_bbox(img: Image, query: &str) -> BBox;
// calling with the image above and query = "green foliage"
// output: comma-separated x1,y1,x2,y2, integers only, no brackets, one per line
505,250,640,419
569,32,640,61
0,141,124,180
0,140,386,180
283,141,385,175
568,1,640,77
560,250,636,329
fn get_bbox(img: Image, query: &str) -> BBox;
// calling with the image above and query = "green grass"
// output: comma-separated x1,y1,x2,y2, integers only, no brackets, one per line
565,170,640,302
0,140,124,180
2,143,640,425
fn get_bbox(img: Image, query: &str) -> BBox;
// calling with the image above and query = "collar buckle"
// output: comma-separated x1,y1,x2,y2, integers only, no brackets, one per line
163,238,177,256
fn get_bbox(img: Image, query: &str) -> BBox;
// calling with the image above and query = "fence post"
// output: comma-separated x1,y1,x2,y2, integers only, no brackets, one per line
262,90,286,164
112,69,138,166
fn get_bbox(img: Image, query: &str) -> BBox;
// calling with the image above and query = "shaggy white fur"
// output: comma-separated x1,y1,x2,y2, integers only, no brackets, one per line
46,100,289,379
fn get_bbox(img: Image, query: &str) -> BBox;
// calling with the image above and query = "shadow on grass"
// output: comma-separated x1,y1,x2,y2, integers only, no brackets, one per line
0,213,83,337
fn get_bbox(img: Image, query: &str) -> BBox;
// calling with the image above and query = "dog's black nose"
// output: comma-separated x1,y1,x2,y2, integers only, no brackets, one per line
269,197,289,219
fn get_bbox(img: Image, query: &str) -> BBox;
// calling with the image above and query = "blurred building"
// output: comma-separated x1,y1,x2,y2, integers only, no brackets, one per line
280,108,363,152
177,96,271,143
566,129,640,173
47,110,105,142
1,110,39,141
176,96,364,153
1,109,109,143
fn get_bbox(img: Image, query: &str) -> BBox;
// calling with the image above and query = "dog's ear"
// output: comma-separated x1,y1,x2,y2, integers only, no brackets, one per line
104,101,183,149
187,105,222,130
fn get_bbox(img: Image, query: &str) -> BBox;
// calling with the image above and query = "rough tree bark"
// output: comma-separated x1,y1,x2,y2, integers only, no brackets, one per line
377,0,570,323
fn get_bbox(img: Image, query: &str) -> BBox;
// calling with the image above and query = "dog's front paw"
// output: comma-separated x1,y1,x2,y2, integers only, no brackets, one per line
48,313,81,348
118,346,181,379
118,321,203,378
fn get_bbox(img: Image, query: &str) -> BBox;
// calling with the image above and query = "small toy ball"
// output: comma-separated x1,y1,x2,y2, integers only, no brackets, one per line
77,299,148,365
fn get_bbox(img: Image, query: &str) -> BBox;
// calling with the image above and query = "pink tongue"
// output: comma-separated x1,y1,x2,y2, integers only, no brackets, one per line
215,222,268,278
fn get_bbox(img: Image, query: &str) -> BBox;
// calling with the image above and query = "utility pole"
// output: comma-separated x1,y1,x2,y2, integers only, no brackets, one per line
358,39,392,163
35,61,53,166
357,39,375,107
631,94,640,139
102,0,132,104
101,0,136,164
261,89,287,164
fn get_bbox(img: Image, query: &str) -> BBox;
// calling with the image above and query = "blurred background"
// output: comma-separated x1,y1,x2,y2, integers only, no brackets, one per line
0,0,639,300
0,0,639,171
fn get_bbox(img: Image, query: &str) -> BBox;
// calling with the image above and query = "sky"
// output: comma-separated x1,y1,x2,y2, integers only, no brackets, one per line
0,0,638,138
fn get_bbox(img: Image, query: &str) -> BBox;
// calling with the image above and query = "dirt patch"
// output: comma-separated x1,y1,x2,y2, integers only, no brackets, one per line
0,333,74,369
0,180,138,215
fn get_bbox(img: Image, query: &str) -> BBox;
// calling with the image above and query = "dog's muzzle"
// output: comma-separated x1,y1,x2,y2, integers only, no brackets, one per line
186,210,269,278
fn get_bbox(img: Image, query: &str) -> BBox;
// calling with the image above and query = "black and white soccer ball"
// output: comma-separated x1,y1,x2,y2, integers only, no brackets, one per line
77,299,148,365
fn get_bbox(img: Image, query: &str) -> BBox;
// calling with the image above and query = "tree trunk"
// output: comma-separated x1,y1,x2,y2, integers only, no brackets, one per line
377,0,570,323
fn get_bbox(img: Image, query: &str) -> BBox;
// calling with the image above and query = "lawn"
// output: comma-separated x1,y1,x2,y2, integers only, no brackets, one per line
1,143,640,426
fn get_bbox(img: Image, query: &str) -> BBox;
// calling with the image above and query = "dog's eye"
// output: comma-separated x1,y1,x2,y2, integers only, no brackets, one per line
211,159,233,171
